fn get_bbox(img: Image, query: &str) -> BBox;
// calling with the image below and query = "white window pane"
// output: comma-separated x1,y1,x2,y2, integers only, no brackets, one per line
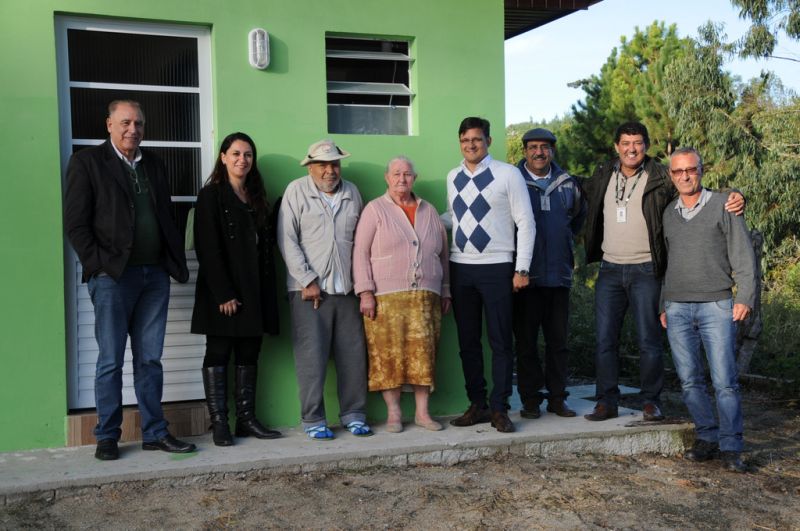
328,105,409,135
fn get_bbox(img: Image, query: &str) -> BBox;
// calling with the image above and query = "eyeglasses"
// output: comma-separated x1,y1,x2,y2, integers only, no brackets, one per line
670,166,700,177
525,144,551,153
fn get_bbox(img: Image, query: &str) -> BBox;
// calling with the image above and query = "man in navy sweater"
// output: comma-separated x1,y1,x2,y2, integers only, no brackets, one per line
513,128,586,420
659,147,756,473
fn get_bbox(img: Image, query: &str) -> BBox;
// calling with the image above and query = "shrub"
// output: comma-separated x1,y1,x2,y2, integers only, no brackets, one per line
752,259,800,393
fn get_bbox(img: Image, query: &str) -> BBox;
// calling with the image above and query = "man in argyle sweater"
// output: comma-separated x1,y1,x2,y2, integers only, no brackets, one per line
445,117,536,433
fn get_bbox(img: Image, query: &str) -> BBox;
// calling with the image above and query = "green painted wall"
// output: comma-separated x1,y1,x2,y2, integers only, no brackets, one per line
0,0,508,451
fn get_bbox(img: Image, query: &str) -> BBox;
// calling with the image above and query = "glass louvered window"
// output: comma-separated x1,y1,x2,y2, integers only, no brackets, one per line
56,17,212,410
326,35,414,135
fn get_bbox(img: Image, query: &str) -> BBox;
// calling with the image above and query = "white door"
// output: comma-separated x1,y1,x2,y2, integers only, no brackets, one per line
56,16,213,409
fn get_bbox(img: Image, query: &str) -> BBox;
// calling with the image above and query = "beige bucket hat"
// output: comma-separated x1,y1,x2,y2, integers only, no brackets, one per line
300,139,351,166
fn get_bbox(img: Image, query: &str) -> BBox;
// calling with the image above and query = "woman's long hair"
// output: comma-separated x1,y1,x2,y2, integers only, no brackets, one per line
206,132,269,228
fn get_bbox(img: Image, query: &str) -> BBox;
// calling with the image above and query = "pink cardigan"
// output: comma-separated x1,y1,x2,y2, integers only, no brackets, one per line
353,193,450,298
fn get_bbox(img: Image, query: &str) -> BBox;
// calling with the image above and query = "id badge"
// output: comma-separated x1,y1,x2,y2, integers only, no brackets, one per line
616,206,627,223
540,195,551,211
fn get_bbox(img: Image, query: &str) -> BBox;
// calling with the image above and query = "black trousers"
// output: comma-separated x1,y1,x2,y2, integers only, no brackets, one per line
513,285,570,404
450,261,515,412
203,335,262,368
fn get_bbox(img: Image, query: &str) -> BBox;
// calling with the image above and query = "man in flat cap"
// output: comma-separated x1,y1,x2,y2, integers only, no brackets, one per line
277,139,372,440
513,128,586,420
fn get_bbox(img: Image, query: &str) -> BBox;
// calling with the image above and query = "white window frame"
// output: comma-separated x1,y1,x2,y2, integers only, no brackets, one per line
325,35,414,136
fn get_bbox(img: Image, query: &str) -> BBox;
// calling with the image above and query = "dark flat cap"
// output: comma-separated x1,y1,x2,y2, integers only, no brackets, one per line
521,128,557,144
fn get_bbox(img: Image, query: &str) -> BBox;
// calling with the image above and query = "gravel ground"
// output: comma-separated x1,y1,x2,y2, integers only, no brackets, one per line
2,388,799,530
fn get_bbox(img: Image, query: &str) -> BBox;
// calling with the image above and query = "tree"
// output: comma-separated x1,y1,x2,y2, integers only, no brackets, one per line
505,115,584,176
663,21,800,269
568,22,693,173
508,15,800,382
663,22,749,188
731,0,800,61
510,19,800,273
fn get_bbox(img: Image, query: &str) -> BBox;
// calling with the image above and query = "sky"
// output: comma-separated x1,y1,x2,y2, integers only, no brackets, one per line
505,0,800,125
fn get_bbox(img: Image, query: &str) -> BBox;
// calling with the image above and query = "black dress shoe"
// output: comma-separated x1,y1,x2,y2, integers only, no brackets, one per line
684,439,719,462
642,403,665,421
235,418,282,439
142,434,197,453
520,400,541,419
95,439,119,461
546,399,577,418
584,403,618,421
490,411,515,433
450,403,491,427
720,451,746,473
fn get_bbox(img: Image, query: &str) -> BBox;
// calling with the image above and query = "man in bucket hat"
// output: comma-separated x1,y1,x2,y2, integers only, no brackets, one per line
277,139,373,440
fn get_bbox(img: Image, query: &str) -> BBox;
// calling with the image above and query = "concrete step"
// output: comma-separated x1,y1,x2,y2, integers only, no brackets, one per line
0,386,692,504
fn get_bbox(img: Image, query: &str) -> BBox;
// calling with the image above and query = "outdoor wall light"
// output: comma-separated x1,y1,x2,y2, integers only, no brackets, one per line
248,28,270,69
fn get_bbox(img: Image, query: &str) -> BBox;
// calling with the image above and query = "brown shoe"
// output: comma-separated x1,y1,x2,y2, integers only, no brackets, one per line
546,399,577,418
520,399,541,419
490,411,515,433
642,403,665,421
449,403,491,427
584,402,618,421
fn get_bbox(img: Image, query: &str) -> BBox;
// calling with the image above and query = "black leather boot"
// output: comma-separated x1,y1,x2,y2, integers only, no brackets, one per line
202,366,233,446
234,365,281,439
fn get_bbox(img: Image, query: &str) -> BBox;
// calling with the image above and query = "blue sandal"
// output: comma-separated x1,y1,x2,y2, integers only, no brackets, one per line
346,421,374,437
305,425,334,441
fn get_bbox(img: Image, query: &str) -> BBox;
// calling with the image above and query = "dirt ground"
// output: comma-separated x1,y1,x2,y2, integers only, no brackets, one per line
2,387,799,530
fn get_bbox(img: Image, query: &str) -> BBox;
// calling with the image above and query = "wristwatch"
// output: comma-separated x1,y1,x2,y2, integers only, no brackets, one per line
515,270,529,277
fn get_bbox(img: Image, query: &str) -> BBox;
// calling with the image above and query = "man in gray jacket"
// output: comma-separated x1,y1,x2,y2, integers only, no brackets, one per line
659,147,756,473
277,139,372,440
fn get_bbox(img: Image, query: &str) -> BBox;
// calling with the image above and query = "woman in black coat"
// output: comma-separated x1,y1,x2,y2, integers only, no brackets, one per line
191,132,280,446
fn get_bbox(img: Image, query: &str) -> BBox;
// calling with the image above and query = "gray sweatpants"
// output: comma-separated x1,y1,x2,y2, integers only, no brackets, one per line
287,291,368,429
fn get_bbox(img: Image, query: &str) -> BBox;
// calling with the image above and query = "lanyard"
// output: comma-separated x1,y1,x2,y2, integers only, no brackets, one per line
614,168,643,206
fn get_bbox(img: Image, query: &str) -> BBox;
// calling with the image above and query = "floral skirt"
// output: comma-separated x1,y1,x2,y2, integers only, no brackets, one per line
364,290,441,392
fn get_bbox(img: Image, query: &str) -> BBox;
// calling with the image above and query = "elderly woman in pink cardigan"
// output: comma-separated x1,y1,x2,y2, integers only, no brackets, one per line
353,156,451,433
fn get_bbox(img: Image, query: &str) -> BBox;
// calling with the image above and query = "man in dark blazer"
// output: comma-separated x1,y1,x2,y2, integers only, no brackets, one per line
64,100,193,460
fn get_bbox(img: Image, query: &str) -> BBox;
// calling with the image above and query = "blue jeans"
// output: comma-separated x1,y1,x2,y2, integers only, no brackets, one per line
594,261,664,407
665,299,743,452
87,265,171,442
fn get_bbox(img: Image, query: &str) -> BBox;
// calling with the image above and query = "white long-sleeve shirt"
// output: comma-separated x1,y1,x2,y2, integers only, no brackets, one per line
443,155,535,270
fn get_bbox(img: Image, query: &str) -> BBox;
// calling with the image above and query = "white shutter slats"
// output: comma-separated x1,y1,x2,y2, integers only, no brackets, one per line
71,257,205,408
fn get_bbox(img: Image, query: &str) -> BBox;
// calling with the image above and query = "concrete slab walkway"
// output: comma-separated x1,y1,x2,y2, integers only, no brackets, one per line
0,385,692,503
